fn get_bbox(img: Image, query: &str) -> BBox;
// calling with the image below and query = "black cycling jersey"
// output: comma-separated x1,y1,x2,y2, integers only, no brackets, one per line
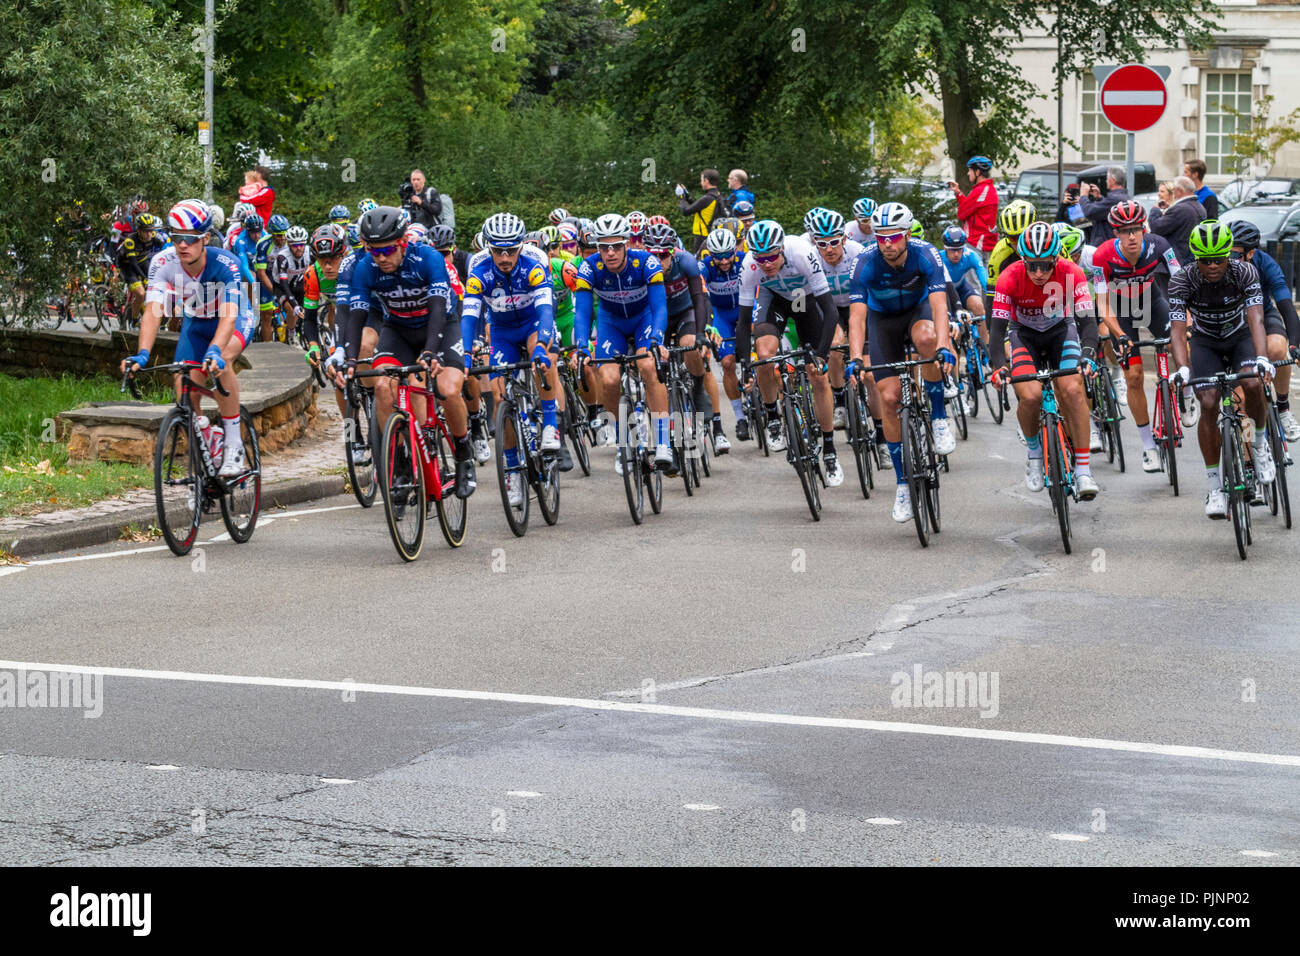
1167,259,1263,340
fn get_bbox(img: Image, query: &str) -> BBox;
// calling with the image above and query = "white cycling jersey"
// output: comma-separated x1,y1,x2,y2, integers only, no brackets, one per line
815,238,866,307
738,235,830,308
845,220,872,244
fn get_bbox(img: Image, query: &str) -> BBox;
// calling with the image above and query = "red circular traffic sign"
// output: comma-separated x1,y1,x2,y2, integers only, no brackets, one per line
1099,64,1167,133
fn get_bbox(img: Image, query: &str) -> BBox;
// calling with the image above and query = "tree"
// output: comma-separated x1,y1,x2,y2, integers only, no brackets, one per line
868,0,1220,175
1223,94,1300,180
514,0,632,105
0,0,203,310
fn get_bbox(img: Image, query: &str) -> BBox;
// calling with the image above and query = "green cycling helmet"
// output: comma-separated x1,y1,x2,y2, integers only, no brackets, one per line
910,220,924,238
1058,225,1085,257
1189,220,1233,259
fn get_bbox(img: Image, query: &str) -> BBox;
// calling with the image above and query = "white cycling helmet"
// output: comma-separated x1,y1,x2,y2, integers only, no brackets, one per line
232,202,255,223
208,204,225,230
592,213,631,241
871,201,914,235
285,225,309,244
705,228,737,257
482,212,527,248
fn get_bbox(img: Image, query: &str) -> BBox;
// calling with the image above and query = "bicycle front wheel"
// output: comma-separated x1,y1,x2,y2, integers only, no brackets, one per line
379,411,426,562
345,388,377,508
1046,415,1071,554
783,392,820,521
154,407,202,556
494,400,530,537
1159,378,1178,495
1223,418,1248,560
845,380,872,499
900,406,929,547
219,406,261,543
434,423,468,547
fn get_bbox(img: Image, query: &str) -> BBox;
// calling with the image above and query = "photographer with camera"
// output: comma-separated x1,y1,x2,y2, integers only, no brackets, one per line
399,168,455,231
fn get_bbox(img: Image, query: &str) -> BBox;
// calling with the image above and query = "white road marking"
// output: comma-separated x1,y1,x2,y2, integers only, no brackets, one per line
146,764,180,771
1050,833,1090,842
507,790,543,798
28,544,171,565
3,658,1299,769
320,777,354,785
683,804,721,811
1240,849,1279,858
866,817,902,826
275,503,360,518
0,567,28,577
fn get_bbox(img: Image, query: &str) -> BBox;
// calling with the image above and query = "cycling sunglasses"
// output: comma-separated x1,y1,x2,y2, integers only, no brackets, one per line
875,232,907,245
1024,258,1056,273
490,244,523,256
366,243,402,257
171,232,206,246
598,241,628,253
752,253,782,264
814,237,844,249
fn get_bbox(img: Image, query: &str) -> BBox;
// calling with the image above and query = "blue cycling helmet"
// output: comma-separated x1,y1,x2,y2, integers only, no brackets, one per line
941,225,968,248
346,222,362,248
329,204,350,221
809,208,846,239
732,200,755,218
267,213,290,234
746,220,785,255
852,197,877,220
242,213,264,233
966,155,993,172
1016,221,1061,259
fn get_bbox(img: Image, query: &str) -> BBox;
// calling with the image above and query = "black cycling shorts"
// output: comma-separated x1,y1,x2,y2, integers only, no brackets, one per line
866,299,934,381
1008,321,1082,378
1113,287,1171,366
752,293,829,355
372,322,464,372
666,308,698,344
1263,302,1286,339
1189,328,1254,391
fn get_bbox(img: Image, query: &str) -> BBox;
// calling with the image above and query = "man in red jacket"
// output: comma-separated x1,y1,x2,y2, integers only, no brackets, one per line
947,156,999,259
238,165,276,223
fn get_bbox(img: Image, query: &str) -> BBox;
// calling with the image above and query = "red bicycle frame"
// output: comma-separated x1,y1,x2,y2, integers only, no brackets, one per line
1151,346,1184,445
389,368,457,503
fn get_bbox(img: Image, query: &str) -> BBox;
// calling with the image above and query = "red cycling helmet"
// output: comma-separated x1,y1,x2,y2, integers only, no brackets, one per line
1108,200,1147,229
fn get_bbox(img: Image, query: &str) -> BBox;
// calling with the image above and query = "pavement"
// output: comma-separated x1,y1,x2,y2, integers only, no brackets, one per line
2,370,1299,866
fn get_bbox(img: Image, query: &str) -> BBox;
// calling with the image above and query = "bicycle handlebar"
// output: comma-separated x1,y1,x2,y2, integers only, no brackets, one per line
1010,366,1080,385
121,362,229,397
863,355,940,375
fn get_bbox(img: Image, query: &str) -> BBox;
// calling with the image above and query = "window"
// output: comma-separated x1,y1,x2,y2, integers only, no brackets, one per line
1080,74,1127,162
1203,72,1254,176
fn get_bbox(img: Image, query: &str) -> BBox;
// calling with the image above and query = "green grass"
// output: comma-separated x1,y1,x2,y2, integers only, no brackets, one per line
0,373,171,518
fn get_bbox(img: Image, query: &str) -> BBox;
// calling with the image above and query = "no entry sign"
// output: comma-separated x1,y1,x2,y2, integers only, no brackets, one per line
1099,64,1168,133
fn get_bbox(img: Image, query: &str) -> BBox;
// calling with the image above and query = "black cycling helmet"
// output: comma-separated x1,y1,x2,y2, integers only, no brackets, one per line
358,205,406,244
1230,220,1261,251
428,224,456,250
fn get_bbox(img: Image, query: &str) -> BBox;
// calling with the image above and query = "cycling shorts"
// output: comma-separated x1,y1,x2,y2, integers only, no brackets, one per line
372,322,464,372
865,299,934,381
712,308,738,360
488,320,554,380
175,311,257,365
753,294,826,356
666,307,698,344
1113,287,1171,367
1009,320,1081,378
1189,328,1254,392
594,307,658,360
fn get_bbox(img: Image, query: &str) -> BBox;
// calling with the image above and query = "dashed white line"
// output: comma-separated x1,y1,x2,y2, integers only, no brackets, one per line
683,804,721,811
507,790,543,798
319,777,354,785
3,659,1299,769
866,817,902,826
1050,833,1090,842
146,764,180,772
1240,849,1279,858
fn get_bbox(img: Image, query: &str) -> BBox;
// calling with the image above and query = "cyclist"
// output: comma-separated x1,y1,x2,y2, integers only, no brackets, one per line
736,220,845,487
329,205,351,227
461,213,567,505
254,214,294,341
1168,221,1274,518
985,199,1035,297
989,221,1101,500
846,198,876,245
644,222,730,457
223,202,255,251
549,207,570,227
732,200,756,250
847,202,958,521
346,222,364,254
806,208,867,437
121,200,256,478
300,224,355,424
940,226,988,320
345,205,476,498
1230,220,1300,442
115,212,166,327
699,227,749,440
627,211,648,251
572,213,673,473
1091,201,1182,473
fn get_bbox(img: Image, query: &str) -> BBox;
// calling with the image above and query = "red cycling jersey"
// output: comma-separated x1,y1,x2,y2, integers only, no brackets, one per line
955,179,999,252
1090,235,1181,301
992,259,1093,331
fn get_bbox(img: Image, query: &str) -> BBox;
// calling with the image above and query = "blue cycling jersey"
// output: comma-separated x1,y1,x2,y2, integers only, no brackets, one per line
699,252,741,312
662,250,703,315
350,244,451,328
942,248,989,291
573,250,667,347
460,246,555,357
1253,249,1293,306
848,240,948,314
230,230,261,284
333,251,366,314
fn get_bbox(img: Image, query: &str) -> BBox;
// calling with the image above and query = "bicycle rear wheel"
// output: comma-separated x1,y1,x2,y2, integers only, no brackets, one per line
1224,420,1248,560
566,398,591,477
219,407,261,543
378,411,426,562
783,392,820,521
948,382,968,440
1269,408,1291,528
154,408,202,556
845,381,872,499
345,389,377,507
494,400,530,537
433,424,468,547
900,407,929,547
988,377,1006,425
533,441,561,527
672,384,694,496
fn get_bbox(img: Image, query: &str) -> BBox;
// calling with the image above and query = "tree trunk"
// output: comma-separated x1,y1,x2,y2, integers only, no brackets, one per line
940,55,980,179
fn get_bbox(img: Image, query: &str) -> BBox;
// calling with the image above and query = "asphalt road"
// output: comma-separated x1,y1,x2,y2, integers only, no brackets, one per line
2,387,1299,865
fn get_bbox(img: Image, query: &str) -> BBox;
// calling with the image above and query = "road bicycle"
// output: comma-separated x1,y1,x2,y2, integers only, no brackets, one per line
1087,335,1126,473
468,354,560,537
364,364,468,560
341,373,378,507
558,345,594,477
592,353,664,525
832,345,874,499
1011,366,1082,554
752,346,826,521
866,354,943,547
122,362,261,557
662,342,710,494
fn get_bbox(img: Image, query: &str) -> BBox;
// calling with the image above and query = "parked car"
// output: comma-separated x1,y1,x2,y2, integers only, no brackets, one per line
1011,162,1160,224
866,177,956,222
1218,178,1300,210
1220,198,1300,243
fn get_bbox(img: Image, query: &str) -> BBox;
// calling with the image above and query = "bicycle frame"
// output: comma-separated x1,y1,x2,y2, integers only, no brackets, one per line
365,365,456,504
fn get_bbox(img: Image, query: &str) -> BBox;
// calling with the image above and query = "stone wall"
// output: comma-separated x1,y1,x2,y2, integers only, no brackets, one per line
0,328,179,379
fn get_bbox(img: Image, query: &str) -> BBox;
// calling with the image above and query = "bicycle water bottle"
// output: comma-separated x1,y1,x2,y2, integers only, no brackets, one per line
196,415,224,465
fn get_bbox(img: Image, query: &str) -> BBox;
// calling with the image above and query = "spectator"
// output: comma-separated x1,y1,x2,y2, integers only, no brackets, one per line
947,156,998,258
399,169,454,231
676,168,726,253
1156,180,1175,211
1183,158,1219,220
1079,165,1131,244
238,165,275,223
1148,175,1207,265
727,169,754,210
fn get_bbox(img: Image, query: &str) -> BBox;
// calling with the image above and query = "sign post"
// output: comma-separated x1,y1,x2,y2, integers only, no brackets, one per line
1095,63,1170,199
